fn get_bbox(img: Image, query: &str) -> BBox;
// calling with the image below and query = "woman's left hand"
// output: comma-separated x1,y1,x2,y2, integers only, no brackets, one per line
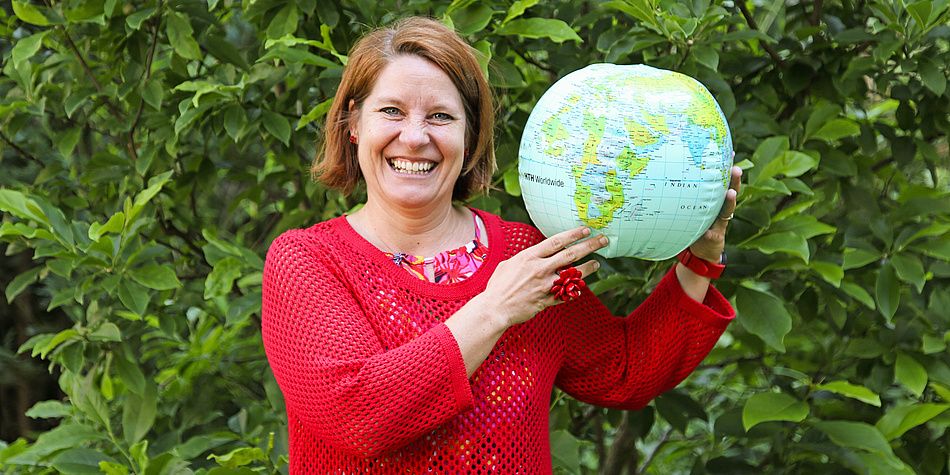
689,165,742,262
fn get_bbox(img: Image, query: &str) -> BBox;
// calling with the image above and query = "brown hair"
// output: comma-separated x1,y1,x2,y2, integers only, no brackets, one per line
313,17,496,202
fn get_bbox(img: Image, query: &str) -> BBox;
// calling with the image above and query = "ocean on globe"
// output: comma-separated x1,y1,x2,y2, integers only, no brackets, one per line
518,63,734,260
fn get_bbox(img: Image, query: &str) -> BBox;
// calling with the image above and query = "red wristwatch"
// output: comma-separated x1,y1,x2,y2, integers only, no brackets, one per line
677,248,726,279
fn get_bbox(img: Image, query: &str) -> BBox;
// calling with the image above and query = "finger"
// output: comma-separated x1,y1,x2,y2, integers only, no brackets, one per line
574,259,600,279
550,233,608,269
729,165,742,193
533,226,593,258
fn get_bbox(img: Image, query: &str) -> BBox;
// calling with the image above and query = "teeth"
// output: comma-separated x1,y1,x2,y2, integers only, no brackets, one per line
390,159,434,175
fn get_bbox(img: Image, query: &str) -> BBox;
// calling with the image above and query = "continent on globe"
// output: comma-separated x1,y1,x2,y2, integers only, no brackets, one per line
518,64,734,260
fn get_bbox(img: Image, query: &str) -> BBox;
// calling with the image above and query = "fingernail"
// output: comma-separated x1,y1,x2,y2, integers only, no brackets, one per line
599,235,608,246
582,227,591,236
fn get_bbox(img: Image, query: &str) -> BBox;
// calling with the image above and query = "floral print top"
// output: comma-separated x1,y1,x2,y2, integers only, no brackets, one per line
384,212,488,284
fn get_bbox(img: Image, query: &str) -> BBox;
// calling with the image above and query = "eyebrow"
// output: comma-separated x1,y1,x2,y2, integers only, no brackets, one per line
367,95,463,113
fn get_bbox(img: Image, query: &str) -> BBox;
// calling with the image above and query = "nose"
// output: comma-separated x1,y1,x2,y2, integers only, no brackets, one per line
399,117,430,150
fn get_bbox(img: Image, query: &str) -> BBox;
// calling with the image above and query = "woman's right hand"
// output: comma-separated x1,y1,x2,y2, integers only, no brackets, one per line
481,226,607,329
445,226,607,376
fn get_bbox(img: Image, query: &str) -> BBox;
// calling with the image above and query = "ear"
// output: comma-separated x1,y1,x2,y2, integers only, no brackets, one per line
347,98,358,138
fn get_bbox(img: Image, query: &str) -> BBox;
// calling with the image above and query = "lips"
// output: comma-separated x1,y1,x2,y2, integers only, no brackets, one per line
389,158,435,175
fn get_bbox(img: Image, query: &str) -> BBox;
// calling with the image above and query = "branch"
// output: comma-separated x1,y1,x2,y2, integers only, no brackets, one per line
736,1,788,70
600,412,639,475
636,426,673,474
0,130,43,166
60,28,126,124
128,5,164,166
810,0,824,27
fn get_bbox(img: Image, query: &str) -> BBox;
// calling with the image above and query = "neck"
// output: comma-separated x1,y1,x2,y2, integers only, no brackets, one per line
349,199,471,257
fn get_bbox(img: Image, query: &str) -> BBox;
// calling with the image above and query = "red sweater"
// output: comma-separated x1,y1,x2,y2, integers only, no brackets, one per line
261,209,734,474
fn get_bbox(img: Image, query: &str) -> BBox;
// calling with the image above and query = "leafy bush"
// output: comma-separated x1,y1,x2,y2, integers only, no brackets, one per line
1,0,948,474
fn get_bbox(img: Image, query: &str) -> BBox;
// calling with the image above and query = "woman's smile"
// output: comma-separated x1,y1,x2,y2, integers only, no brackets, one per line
388,158,436,175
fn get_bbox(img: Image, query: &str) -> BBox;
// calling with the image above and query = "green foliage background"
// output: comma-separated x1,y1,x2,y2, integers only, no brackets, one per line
1,0,949,473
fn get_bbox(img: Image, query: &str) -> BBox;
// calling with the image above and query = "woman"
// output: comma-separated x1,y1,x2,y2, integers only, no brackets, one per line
262,17,739,474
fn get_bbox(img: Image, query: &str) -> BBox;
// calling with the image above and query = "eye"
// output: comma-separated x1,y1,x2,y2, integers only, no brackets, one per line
380,107,401,116
432,112,455,121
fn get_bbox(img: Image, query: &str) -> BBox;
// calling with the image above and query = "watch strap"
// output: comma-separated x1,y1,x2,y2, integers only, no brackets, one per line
677,248,725,279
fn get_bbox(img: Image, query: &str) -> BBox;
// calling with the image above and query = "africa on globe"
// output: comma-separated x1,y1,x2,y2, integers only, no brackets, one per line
518,63,734,260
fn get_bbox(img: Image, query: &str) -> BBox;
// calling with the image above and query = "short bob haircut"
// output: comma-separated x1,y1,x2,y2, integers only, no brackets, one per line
313,17,496,202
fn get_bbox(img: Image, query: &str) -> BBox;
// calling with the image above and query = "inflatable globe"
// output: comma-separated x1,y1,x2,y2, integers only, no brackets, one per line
518,64,733,260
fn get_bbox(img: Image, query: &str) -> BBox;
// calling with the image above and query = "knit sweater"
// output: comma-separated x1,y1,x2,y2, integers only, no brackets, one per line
261,209,734,474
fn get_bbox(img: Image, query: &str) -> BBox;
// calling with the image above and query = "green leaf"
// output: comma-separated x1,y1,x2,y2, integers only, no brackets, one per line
126,7,157,29
207,447,266,469
39,329,80,358
258,47,343,69
204,36,251,70
603,0,658,25
128,265,181,291
51,448,117,474
814,381,881,406
296,99,332,131
88,323,121,342
100,461,130,475
267,5,298,39
503,169,521,196
450,2,495,36
691,45,719,71
839,281,876,309
113,353,146,396
204,257,244,300
890,253,926,293
166,11,202,60
736,286,792,352
895,351,927,396
750,136,789,184
813,421,903,470
0,189,47,224
89,212,125,241
12,0,51,25
875,403,949,440
118,279,148,316
910,239,950,260
6,266,44,303
842,248,881,270
262,110,291,146
123,381,157,446
876,263,900,322
142,78,164,110
494,18,582,43
11,31,50,66
758,151,819,181
744,232,810,262
4,423,107,464
549,429,581,474
809,118,860,141
26,399,71,419
917,57,947,95
809,261,843,287
224,104,248,140
501,0,539,25
742,392,808,431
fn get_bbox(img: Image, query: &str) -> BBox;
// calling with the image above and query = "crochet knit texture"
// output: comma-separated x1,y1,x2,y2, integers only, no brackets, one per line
262,209,735,474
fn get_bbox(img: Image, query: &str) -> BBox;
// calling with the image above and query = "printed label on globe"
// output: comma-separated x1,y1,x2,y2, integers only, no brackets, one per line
518,63,734,260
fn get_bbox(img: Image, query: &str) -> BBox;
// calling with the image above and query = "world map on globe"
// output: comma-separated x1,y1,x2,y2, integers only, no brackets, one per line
518,63,734,260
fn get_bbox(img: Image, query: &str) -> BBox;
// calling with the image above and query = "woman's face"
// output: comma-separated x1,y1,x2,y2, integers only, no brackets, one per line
351,55,467,214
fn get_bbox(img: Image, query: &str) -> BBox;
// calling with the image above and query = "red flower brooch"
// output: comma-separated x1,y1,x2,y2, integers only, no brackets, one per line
551,266,585,302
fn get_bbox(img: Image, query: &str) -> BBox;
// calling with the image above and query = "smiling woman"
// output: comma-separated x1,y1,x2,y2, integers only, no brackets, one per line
261,16,738,475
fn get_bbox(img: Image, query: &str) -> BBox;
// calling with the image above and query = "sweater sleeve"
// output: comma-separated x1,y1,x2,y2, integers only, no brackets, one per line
554,266,734,410
261,231,474,457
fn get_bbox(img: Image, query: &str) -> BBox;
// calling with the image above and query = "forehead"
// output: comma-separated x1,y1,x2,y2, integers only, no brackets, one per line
364,55,463,108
